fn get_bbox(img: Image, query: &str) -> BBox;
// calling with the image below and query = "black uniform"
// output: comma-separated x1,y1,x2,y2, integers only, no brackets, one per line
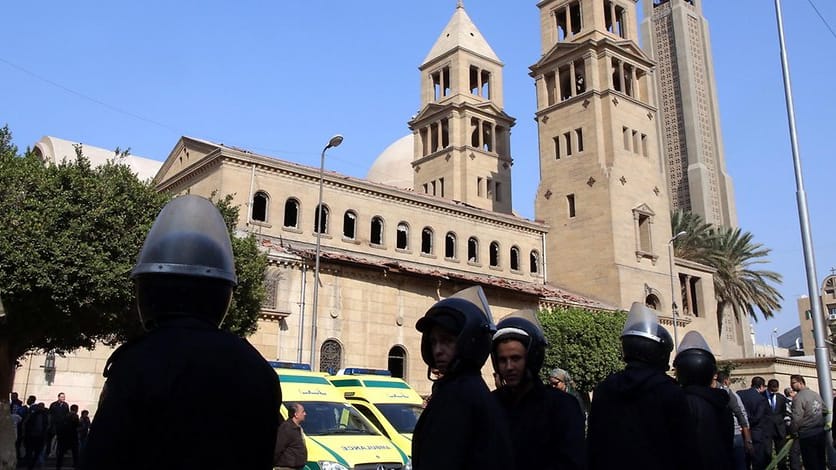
682,386,734,470
412,370,514,470
493,379,586,470
764,389,789,467
738,387,771,470
82,316,281,469
587,362,698,470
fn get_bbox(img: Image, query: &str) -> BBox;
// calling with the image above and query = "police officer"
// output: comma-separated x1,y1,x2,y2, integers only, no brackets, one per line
412,286,514,470
674,331,734,469
82,195,281,469
491,310,586,469
586,302,698,470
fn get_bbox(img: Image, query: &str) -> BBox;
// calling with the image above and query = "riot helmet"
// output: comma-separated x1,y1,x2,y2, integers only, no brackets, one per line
131,195,237,328
673,331,716,387
491,309,548,380
416,286,495,379
620,302,674,371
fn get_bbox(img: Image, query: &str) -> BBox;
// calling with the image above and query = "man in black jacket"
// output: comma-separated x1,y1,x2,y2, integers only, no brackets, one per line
412,286,514,470
274,403,307,470
82,195,282,469
738,376,771,470
491,310,585,470
587,303,698,470
673,331,734,470
764,378,790,470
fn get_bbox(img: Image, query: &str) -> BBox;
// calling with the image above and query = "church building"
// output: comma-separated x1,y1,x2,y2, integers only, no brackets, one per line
16,1,751,407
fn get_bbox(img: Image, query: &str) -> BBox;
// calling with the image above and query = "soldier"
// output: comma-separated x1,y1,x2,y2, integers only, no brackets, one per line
82,195,281,469
673,331,734,469
587,302,697,470
491,310,585,469
412,286,514,470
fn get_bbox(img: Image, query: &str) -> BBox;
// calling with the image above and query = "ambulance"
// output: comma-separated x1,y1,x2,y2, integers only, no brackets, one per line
328,368,424,458
271,362,411,470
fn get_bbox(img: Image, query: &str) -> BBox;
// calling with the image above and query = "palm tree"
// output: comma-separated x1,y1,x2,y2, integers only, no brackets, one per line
671,210,783,335
670,210,714,263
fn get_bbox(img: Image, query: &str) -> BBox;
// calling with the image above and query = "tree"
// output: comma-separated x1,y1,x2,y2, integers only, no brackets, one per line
670,210,715,262
0,126,268,399
538,306,627,397
671,210,783,335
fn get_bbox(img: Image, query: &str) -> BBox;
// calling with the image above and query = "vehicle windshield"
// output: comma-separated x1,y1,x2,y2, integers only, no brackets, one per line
375,403,423,434
293,401,381,437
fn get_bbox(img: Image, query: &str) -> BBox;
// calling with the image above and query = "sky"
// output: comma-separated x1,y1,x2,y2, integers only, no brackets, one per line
2,1,835,346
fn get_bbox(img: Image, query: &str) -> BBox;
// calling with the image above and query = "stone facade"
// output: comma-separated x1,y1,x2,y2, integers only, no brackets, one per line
795,274,836,358
720,356,836,396
640,0,737,227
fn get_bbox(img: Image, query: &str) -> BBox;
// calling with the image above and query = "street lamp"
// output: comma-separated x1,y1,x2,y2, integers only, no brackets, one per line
668,230,687,350
310,134,343,369
772,328,778,356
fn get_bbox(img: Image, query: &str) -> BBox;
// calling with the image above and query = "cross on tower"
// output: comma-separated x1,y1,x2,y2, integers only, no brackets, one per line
830,267,836,276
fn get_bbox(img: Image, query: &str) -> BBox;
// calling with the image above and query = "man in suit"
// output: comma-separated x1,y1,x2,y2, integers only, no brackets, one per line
764,379,789,470
738,376,770,470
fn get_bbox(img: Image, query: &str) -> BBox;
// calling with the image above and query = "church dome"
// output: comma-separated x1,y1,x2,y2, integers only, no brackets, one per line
367,134,414,190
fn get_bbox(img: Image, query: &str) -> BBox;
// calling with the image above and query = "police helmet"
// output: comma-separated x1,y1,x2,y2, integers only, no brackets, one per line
491,310,548,378
673,331,716,387
620,302,674,371
131,195,237,328
416,286,495,377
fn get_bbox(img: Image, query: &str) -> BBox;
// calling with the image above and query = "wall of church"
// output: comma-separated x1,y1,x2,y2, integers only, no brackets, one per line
245,257,541,397
173,155,546,284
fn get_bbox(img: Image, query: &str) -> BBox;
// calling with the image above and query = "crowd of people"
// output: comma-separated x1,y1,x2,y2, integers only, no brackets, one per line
7,195,835,470
411,291,835,470
8,391,90,470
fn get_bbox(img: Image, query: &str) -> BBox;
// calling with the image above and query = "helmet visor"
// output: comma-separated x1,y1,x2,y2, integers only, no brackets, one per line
677,330,712,354
493,309,545,344
622,302,663,343
131,195,237,284
448,286,496,331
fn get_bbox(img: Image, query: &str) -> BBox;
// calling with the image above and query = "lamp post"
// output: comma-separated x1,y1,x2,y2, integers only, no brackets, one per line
310,134,343,370
772,328,778,356
774,0,832,437
668,230,687,350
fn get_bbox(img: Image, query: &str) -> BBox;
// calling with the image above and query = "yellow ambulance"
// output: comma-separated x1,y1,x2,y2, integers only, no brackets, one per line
328,368,424,458
271,362,411,470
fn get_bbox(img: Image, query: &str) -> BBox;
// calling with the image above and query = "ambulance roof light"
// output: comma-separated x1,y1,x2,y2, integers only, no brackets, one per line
341,367,391,376
269,361,312,371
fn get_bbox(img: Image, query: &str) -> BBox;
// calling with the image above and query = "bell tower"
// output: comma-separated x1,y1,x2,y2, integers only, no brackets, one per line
531,0,675,309
409,2,515,214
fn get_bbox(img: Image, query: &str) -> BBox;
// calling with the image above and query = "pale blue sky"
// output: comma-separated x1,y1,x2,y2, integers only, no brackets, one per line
2,1,835,345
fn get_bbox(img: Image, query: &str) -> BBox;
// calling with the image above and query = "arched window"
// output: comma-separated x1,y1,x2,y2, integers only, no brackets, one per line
396,222,409,250
468,237,479,262
445,232,457,259
263,268,282,310
320,339,342,374
370,216,384,245
252,191,268,222
388,345,407,379
314,204,330,234
489,241,500,267
530,250,540,274
510,246,521,271
645,294,660,310
343,210,357,239
421,227,434,255
283,198,300,228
